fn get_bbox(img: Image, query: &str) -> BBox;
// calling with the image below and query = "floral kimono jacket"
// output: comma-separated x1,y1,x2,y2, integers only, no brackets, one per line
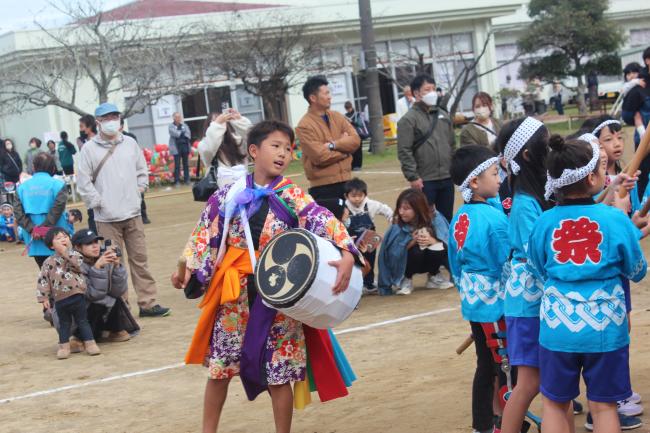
183,174,360,407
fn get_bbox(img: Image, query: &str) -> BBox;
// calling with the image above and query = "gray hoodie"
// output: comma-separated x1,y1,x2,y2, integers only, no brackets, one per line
76,133,148,223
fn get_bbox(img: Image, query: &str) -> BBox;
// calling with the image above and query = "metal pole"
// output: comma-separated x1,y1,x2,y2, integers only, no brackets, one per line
358,0,385,154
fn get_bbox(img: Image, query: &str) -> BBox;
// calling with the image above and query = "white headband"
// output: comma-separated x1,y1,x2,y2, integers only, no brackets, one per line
544,141,600,200
578,133,599,146
592,119,620,137
460,157,500,202
503,117,544,175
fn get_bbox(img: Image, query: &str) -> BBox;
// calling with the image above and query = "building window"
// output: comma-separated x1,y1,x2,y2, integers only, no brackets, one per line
630,29,650,48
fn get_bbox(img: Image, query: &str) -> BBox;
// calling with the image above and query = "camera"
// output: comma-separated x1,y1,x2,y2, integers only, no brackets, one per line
100,239,122,257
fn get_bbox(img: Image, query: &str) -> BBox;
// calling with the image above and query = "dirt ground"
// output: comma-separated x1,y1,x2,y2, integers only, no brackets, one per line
2,155,650,433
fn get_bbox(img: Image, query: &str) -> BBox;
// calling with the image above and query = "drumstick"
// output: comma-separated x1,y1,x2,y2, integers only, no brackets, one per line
618,128,650,198
456,335,474,355
639,197,650,217
176,257,187,289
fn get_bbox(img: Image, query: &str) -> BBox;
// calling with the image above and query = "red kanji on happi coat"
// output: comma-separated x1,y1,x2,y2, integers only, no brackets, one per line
502,197,513,210
454,213,470,251
551,217,603,265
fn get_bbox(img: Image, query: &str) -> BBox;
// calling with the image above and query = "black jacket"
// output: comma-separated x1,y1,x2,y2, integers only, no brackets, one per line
0,150,22,182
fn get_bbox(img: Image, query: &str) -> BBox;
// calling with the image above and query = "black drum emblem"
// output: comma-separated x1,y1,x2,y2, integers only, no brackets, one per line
255,229,318,308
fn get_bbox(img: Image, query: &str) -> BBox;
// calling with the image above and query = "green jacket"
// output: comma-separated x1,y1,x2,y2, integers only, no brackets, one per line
397,102,456,182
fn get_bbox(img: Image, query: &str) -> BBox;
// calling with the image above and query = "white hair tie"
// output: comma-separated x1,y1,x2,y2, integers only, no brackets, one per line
503,117,544,175
544,141,600,200
578,133,599,146
592,119,620,137
460,157,500,202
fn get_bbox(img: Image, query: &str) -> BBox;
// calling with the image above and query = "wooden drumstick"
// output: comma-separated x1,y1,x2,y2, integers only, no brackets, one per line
639,197,650,218
456,335,474,355
176,257,187,289
618,128,650,198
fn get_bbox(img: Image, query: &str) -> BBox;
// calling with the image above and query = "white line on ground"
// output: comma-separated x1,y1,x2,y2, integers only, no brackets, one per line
0,306,457,405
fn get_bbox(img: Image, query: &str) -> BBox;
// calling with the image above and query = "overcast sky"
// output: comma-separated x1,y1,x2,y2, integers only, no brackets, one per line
0,0,324,34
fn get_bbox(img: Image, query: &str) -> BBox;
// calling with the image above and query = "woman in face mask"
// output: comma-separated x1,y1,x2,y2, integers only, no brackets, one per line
460,92,502,149
24,137,45,175
0,139,23,183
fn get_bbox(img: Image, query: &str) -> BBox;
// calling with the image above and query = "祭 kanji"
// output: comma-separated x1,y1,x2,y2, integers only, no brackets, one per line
454,213,470,251
551,217,603,265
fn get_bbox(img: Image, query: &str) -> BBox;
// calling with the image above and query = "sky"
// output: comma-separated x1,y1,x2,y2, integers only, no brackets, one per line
0,0,314,33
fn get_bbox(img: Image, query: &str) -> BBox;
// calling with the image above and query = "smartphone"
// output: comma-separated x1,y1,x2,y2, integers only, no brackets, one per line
221,101,230,112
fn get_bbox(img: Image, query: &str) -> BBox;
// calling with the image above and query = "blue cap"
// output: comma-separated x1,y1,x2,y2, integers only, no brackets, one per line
94,102,121,117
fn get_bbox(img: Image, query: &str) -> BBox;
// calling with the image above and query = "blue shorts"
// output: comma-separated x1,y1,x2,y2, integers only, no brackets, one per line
539,345,631,403
505,316,540,368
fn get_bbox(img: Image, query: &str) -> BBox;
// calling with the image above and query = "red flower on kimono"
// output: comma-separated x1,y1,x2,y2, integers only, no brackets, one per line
551,217,603,265
278,339,297,358
453,213,470,251
502,197,512,210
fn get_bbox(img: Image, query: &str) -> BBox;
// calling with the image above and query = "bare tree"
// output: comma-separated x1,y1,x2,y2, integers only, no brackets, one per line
374,28,519,118
203,10,325,120
0,0,194,118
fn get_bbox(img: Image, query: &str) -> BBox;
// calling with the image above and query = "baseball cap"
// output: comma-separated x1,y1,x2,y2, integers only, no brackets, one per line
72,229,104,245
94,103,121,117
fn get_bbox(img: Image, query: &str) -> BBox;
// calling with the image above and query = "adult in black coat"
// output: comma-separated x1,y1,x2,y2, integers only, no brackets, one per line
0,139,23,183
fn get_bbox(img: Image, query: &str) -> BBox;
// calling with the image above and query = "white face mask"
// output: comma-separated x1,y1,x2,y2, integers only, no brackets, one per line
421,91,438,107
474,106,491,119
100,120,120,136
29,142,37,149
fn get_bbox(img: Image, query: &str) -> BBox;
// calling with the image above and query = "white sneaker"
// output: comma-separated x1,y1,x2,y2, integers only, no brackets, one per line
426,273,454,290
618,399,644,417
396,278,413,295
630,391,642,405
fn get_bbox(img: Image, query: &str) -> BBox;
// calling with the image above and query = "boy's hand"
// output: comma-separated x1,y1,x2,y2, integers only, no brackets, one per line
42,298,50,310
52,236,71,256
329,250,355,295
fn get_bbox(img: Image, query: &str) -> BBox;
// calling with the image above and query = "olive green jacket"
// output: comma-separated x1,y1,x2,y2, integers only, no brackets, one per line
397,102,456,182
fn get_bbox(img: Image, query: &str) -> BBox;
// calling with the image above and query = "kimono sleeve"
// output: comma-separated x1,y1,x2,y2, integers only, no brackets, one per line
288,184,363,261
182,187,229,272
515,198,542,256
489,215,511,284
615,214,647,282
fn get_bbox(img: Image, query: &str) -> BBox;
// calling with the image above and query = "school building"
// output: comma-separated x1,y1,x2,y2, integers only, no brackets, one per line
0,0,649,153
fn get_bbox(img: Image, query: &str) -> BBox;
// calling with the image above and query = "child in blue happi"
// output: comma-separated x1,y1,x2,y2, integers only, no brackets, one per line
0,203,16,242
495,117,553,433
448,145,511,433
529,135,649,432
63,209,83,234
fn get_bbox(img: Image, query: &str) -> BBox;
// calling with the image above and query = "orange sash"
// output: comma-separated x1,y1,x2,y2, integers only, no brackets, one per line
185,246,258,364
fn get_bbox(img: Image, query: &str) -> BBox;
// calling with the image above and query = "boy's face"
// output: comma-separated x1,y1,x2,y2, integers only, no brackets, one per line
248,131,292,180
51,233,71,251
472,163,501,200
346,190,366,208
1,207,11,217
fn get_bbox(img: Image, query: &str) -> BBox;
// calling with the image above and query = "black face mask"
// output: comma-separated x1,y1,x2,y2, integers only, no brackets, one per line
79,131,88,141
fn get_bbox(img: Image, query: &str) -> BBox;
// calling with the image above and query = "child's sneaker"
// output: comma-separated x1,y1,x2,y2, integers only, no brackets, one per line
84,340,101,356
572,399,584,414
57,343,70,360
395,278,413,295
630,391,642,405
69,336,84,353
618,399,643,417
585,412,643,431
362,285,379,295
426,273,454,290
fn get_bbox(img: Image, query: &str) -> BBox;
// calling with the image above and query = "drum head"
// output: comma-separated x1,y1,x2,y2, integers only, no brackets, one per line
255,229,319,308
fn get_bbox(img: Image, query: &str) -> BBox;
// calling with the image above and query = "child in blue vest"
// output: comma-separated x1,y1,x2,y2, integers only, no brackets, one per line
448,145,510,433
0,203,16,242
529,135,648,432
495,117,553,433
